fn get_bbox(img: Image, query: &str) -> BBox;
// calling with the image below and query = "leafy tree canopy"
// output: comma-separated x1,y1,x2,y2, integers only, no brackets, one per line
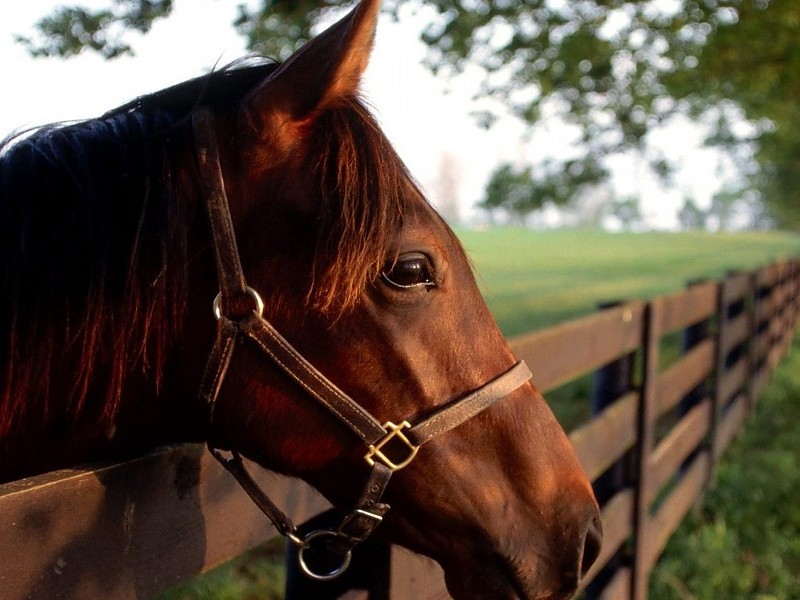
18,0,800,228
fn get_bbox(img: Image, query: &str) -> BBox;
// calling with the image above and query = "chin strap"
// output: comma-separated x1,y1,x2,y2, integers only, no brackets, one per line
193,108,532,580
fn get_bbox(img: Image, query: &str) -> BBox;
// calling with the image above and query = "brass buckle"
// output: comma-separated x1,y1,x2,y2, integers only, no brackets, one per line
364,421,419,471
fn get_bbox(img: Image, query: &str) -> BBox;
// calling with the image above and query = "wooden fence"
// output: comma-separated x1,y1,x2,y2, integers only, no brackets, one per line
1,259,798,600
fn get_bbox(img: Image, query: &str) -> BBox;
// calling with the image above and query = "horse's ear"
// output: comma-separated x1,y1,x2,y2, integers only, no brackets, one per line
242,0,379,141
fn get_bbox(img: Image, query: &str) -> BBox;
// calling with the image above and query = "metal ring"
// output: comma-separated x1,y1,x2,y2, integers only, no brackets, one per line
297,530,353,581
286,531,309,549
212,286,265,320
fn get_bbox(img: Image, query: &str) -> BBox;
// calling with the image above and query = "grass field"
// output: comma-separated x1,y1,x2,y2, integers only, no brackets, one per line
460,228,800,336
161,228,800,600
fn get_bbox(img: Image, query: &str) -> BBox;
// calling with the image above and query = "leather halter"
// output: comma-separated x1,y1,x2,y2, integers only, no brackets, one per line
192,108,532,580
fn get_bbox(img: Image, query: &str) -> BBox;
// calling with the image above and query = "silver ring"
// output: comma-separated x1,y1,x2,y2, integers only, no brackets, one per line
297,530,353,581
212,286,265,320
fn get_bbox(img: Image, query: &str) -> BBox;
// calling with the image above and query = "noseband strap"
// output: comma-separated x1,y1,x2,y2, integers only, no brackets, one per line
192,109,532,579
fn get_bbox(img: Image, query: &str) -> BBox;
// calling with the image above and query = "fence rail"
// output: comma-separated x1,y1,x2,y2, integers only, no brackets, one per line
1,259,798,600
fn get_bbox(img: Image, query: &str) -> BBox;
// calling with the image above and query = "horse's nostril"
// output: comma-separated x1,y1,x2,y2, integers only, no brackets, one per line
580,513,603,577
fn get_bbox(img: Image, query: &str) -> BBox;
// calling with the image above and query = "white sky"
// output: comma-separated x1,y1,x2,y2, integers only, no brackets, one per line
1,0,724,227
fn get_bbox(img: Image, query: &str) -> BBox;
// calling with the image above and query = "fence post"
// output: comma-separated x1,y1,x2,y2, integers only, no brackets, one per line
584,301,637,599
751,265,773,401
631,298,661,600
776,262,796,360
680,279,711,415
792,261,800,332
677,279,713,477
592,302,637,501
709,272,748,483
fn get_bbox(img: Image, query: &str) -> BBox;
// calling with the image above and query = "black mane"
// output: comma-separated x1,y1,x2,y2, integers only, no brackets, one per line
0,61,277,442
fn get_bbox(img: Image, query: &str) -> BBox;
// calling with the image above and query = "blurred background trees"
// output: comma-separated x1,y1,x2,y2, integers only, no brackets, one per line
18,0,800,229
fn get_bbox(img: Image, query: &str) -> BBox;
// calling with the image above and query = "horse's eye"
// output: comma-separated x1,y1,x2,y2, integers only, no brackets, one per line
381,253,437,289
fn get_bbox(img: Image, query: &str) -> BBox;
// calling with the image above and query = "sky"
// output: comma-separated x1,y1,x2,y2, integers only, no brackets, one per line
1,0,725,228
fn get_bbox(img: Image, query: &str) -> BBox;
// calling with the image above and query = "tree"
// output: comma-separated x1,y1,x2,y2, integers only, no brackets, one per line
705,185,772,232
480,156,606,224
16,0,331,61
662,1,800,229
677,197,707,231
15,0,175,59
19,0,800,228
708,189,739,232
480,164,540,224
608,197,643,232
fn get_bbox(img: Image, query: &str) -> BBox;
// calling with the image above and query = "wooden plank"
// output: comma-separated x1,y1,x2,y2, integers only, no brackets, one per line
389,546,448,600
599,567,632,600
643,452,710,572
773,273,790,313
752,329,772,365
720,311,750,356
596,489,635,570
578,488,635,590
722,272,753,305
655,339,715,417
646,400,712,505
652,282,718,337
340,592,369,600
509,301,644,393
569,391,638,481
718,355,748,406
756,263,781,289
714,393,749,459
0,445,330,600
755,290,777,324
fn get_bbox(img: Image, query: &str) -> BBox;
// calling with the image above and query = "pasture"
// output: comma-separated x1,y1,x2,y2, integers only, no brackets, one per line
462,228,800,336
161,227,800,600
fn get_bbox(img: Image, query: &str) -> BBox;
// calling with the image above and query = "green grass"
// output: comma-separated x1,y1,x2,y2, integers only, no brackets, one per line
160,538,285,600
650,337,800,599
160,228,800,599
461,228,800,336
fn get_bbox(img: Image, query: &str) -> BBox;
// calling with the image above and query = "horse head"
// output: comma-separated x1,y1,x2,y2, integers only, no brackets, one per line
195,1,602,597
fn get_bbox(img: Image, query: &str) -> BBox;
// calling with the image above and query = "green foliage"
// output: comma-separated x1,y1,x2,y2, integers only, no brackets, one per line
677,197,708,231
650,337,800,600
232,1,324,62
480,157,607,220
481,164,540,220
608,197,643,231
663,1,800,229
19,0,800,226
16,0,174,59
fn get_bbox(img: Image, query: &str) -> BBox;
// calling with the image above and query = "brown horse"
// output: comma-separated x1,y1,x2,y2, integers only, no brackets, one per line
0,0,600,597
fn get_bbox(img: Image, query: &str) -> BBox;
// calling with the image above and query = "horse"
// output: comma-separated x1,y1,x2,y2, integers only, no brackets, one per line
0,1,601,597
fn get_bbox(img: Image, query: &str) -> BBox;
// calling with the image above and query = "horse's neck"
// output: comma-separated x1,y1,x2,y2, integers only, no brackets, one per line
0,364,207,483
